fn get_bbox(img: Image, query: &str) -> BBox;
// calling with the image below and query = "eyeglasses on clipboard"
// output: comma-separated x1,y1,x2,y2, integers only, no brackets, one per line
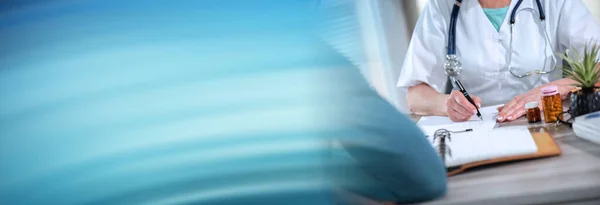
556,110,575,128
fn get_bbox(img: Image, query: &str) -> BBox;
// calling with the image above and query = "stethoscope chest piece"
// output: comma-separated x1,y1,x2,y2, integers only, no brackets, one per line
444,54,462,77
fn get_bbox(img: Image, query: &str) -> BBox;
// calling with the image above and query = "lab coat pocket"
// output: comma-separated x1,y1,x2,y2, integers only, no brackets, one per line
480,35,503,81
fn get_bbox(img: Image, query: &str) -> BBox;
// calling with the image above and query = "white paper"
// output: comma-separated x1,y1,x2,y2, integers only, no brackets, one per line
417,104,502,127
418,105,538,167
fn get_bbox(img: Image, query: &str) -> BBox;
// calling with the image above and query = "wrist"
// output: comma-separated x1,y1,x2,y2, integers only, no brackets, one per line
437,94,451,116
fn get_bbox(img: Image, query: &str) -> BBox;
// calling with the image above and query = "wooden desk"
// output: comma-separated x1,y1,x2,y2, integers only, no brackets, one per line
413,110,600,205
342,104,600,205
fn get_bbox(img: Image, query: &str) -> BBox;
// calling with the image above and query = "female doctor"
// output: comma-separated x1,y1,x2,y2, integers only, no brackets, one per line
398,0,600,122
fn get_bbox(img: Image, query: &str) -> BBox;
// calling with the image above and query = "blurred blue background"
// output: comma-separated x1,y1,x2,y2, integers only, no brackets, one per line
1,0,445,204
0,0,350,204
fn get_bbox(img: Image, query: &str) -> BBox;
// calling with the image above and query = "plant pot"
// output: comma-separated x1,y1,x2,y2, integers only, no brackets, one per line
570,88,600,118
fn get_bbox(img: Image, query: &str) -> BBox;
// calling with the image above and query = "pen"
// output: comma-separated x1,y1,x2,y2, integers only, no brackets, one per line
453,78,483,121
450,128,473,133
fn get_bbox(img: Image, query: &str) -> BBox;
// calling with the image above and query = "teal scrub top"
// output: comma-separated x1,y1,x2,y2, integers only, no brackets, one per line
482,6,510,32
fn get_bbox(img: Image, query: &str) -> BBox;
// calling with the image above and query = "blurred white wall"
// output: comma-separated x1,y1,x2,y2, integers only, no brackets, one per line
372,0,411,113
583,0,600,21
355,0,411,113
355,0,391,102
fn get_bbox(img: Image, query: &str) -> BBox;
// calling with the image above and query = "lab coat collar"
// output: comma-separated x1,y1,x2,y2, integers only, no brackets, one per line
469,0,536,12
467,0,537,36
508,0,537,15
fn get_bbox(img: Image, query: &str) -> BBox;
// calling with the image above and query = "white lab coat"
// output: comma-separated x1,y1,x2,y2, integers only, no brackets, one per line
397,0,600,106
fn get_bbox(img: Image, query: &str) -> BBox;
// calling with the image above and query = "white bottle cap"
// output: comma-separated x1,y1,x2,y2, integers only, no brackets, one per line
525,102,539,109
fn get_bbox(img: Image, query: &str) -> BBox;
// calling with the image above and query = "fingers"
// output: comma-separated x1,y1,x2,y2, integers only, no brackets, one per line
453,92,478,114
506,96,539,120
451,98,473,116
448,107,471,122
503,105,526,121
446,91,481,122
472,96,482,108
498,96,521,122
498,95,529,122
446,100,471,122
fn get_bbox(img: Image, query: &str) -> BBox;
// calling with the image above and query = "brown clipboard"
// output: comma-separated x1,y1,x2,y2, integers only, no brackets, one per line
446,130,562,176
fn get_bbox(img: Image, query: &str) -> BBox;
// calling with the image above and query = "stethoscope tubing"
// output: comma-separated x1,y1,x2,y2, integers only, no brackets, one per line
446,0,554,78
448,0,545,54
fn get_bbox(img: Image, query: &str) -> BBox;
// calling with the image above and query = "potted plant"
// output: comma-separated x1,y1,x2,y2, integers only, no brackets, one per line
559,43,600,118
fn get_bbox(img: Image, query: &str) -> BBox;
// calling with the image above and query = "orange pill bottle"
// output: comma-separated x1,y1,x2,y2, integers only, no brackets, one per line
541,86,563,123
525,102,542,123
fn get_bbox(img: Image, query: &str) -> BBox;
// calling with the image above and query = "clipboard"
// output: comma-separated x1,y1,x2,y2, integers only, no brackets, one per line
437,129,562,176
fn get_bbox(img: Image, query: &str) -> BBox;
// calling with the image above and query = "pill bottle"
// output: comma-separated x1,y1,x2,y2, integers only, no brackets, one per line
541,86,563,123
525,102,541,123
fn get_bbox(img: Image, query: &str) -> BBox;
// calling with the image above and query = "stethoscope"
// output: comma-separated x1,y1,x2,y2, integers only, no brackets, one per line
444,0,557,82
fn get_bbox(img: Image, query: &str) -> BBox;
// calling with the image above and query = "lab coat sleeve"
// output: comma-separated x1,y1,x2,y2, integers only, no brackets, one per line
397,0,451,93
558,0,600,55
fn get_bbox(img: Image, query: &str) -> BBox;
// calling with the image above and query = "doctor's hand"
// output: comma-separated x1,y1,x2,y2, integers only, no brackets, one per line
497,81,574,122
496,92,540,122
446,90,482,122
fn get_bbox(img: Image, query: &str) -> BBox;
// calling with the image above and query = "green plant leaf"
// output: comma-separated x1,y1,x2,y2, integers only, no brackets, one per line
563,41,600,88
